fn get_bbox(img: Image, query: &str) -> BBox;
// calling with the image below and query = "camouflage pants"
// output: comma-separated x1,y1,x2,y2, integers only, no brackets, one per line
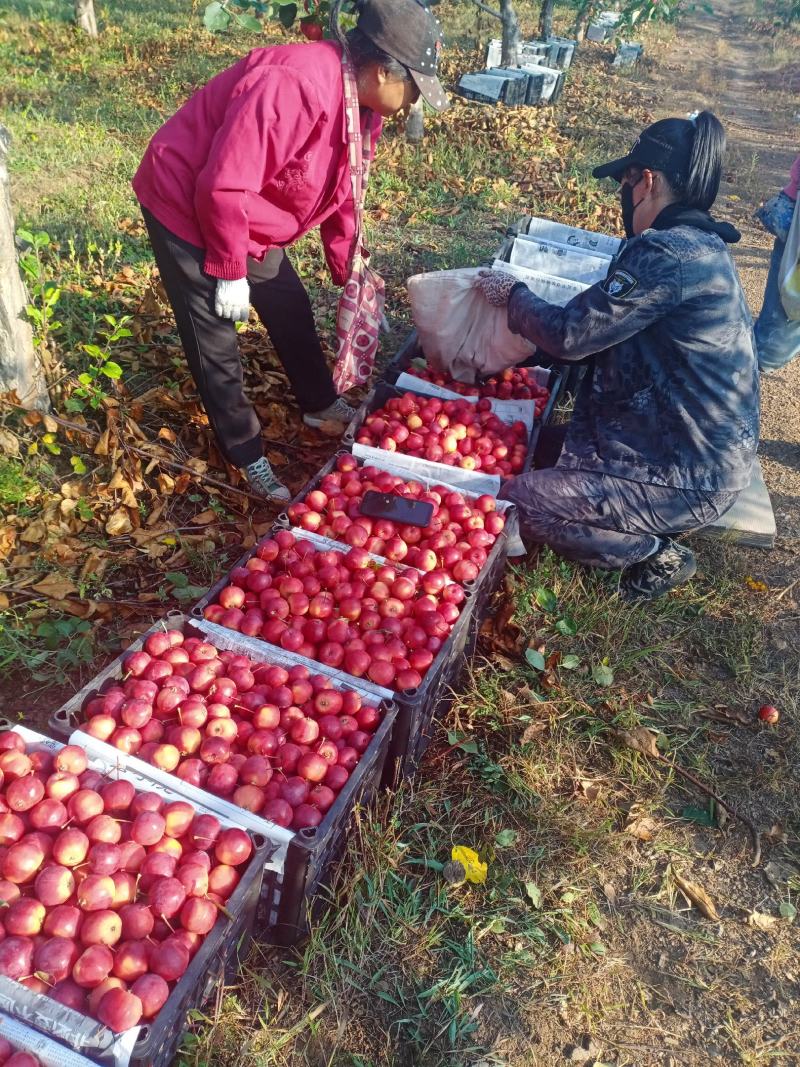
500,467,737,570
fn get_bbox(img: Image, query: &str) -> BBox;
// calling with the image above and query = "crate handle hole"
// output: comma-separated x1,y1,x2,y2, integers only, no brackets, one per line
400,686,420,698
299,827,318,841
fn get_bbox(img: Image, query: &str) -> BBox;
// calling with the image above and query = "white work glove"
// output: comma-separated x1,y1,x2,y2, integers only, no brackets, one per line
214,277,250,322
476,269,520,307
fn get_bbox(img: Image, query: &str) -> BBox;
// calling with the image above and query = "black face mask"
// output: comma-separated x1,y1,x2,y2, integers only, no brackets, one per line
620,182,645,238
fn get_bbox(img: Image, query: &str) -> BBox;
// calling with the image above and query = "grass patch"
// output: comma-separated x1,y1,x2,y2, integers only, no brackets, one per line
0,457,40,507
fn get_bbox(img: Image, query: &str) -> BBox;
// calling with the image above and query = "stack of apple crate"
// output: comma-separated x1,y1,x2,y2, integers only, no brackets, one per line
8,218,614,1063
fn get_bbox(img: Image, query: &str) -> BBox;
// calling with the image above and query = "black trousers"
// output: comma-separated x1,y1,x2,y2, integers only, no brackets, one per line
142,208,337,467
502,424,737,570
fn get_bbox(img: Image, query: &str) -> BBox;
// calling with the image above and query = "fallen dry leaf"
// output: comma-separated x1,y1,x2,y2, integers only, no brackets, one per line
700,705,751,727
0,592,9,610
0,428,20,458
0,526,17,560
603,883,618,908
747,910,779,932
93,428,112,456
79,550,108,583
191,510,218,526
31,574,78,601
105,507,133,537
107,468,140,509
624,813,658,841
612,726,661,759
672,871,720,921
577,779,604,803
20,520,47,545
520,721,547,744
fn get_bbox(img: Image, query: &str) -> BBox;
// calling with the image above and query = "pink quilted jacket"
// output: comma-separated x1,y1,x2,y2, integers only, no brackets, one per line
133,41,381,283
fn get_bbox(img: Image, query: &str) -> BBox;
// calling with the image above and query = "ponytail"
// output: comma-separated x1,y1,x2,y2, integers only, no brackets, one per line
682,110,726,211
329,0,350,50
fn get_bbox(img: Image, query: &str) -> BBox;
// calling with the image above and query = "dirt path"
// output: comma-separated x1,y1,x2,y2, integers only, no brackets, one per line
639,0,800,624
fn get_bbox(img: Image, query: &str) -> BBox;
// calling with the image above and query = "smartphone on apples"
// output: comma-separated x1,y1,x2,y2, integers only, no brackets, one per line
359,491,434,529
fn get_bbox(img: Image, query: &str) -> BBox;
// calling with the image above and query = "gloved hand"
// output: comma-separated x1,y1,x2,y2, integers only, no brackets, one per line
476,269,520,307
755,191,796,243
214,277,250,322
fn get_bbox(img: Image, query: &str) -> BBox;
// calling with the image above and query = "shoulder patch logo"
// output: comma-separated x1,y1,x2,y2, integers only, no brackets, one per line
602,269,638,298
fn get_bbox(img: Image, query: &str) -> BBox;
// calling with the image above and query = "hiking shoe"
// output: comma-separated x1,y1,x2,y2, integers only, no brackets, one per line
243,457,290,502
302,397,358,431
620,540,697,602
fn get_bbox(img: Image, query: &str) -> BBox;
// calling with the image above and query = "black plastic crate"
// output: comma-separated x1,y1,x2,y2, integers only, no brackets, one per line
277,448,519,651
48,616,399,946
187,537,476,788
189,544,477,786
551,70,566,105
0,721,268,1067
457,73,507,105
259,696,396,944
345,375,563,479
481,67,529,105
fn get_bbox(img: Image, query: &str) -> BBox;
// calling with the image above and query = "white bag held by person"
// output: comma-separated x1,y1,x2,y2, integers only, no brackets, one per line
779,196,800,321
407,267,535,383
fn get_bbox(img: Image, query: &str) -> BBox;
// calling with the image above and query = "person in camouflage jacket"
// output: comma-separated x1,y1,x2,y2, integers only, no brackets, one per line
479,112,759,601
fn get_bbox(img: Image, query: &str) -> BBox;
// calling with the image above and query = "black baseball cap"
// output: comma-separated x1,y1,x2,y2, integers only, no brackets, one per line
593,118,695,183
357,0,450,112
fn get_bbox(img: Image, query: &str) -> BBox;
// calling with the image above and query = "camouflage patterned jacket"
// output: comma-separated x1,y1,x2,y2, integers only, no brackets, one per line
507,209,759,492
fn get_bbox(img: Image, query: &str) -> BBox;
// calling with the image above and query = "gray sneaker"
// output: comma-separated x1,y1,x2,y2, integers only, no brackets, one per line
620,540,697,602
302,397,358,431
243,457,290,502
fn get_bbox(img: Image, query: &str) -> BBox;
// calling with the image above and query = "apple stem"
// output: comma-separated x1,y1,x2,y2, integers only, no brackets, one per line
211,899,235,922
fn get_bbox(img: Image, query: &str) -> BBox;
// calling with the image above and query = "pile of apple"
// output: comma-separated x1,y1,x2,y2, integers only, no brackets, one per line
79,625,384,830
354,392,529,477
0,735,255,1035
202,531,464,690
287,454,505,582
404,364,550,408
0,1039,42,1067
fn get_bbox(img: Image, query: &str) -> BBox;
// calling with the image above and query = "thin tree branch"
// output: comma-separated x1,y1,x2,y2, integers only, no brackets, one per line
662,755,762,867
466,0,503,21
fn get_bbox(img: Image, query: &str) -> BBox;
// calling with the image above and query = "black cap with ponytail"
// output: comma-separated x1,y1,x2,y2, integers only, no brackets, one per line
593,109,727,212
678,110,726,211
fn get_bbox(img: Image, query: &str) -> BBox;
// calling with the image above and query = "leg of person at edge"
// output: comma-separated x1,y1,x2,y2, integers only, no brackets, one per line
478,111,760,602
132,0,449,500
754,153,800,374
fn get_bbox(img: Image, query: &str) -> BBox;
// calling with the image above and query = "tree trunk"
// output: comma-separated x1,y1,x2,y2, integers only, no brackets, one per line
500,0,521,66
573,2,595,42
0,127,49,411
74,0,98,37
406,96,425,143
538,0,555,40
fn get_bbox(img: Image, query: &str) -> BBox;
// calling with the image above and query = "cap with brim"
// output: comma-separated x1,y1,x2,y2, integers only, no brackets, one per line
592,122,694,183
409,69,449,112
357,0,450,112
592,153,641,182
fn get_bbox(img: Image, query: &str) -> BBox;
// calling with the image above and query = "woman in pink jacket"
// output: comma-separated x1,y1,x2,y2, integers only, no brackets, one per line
133,0,448,499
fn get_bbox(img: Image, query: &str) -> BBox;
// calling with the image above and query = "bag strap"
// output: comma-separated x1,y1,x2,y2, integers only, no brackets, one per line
341,54,373,259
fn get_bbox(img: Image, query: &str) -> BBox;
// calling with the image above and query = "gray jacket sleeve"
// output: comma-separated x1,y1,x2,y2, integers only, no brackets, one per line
506,236,683,363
